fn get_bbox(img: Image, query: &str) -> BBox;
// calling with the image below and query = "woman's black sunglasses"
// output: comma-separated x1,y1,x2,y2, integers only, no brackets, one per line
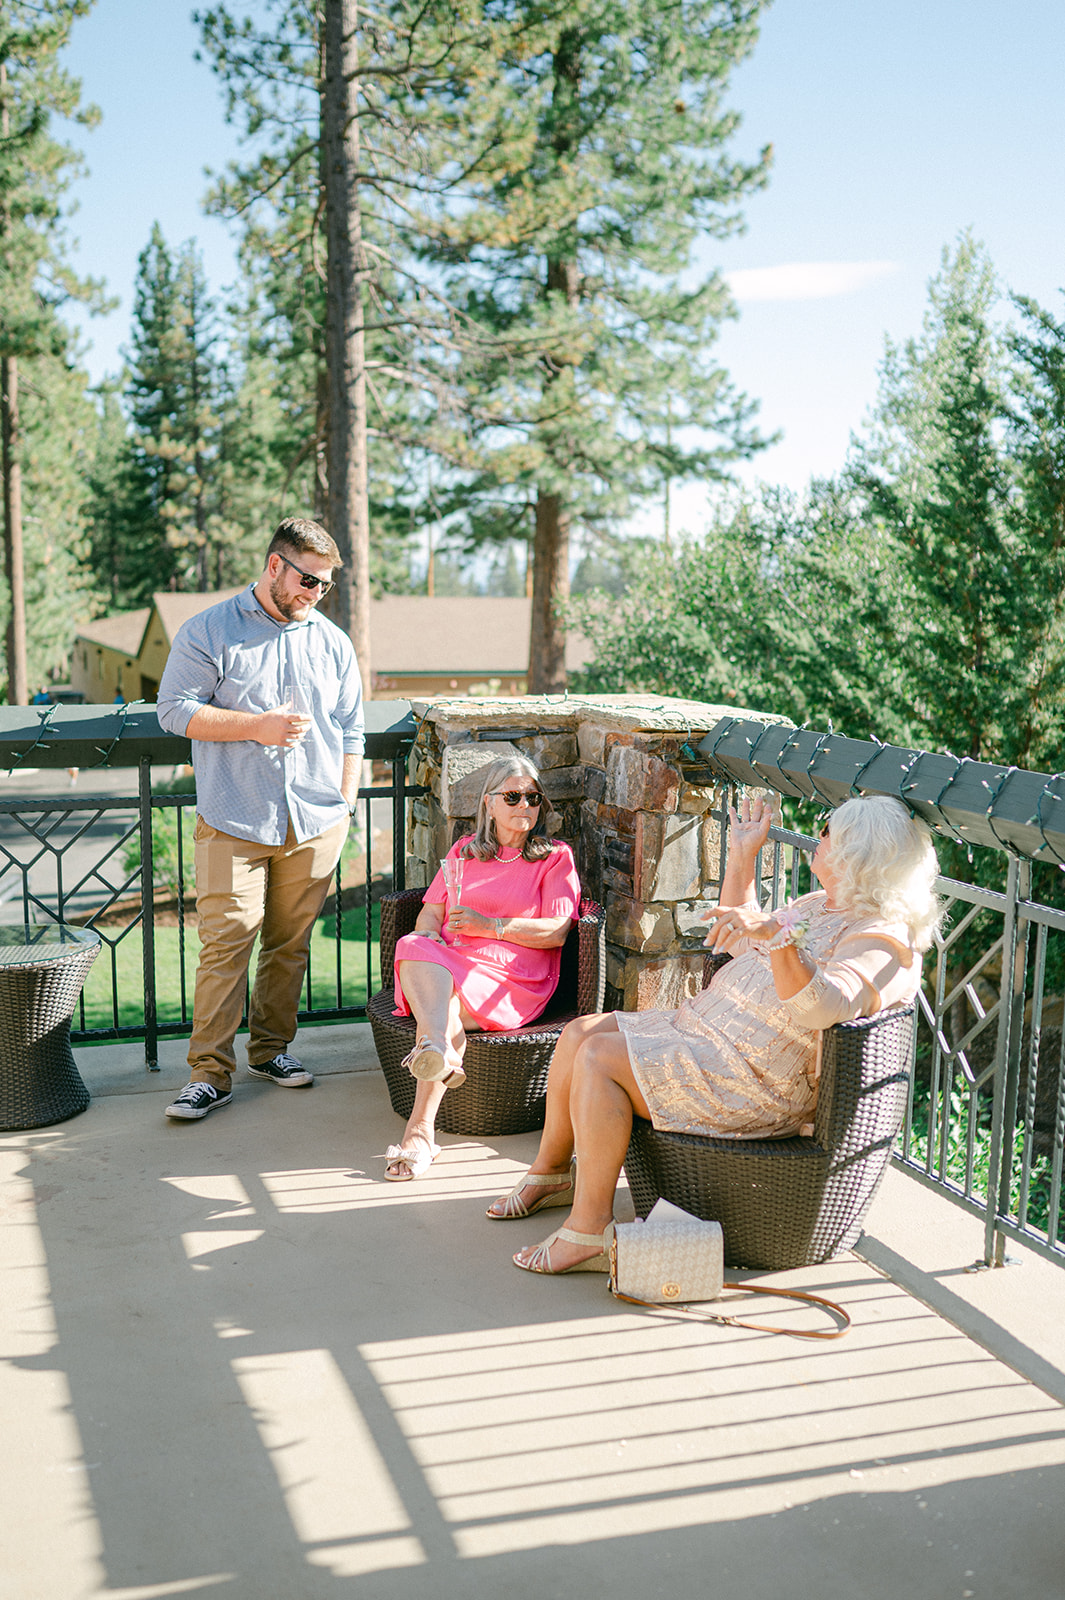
493,789,544,807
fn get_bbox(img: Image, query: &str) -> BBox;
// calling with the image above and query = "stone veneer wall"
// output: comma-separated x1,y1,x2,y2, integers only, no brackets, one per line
405,694,786,1013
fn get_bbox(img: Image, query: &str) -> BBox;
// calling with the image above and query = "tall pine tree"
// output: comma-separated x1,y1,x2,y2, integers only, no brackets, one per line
0,0,103,701
433,0,772,689
1003,291,1065,768
197,0,502,684
854,236,1018,761
122,224,228,596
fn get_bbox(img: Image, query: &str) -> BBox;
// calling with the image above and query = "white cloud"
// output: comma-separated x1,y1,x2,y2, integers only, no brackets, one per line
725,260,901,303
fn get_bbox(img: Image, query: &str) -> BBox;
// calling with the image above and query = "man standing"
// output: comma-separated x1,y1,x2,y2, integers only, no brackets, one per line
157,517,364,1120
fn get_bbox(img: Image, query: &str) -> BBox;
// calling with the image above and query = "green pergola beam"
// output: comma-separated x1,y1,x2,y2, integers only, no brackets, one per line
698,717,1065,865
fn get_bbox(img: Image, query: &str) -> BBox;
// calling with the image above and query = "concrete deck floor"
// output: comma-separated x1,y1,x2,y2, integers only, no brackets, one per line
3,1024,1064,1600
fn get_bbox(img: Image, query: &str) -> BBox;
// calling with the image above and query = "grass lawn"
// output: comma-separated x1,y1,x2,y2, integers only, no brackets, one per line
77,900,382,1034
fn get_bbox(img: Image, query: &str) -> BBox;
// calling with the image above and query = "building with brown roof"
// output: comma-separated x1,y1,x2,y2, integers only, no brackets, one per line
370,595,590,697
70,590,590,702
71,591,243,704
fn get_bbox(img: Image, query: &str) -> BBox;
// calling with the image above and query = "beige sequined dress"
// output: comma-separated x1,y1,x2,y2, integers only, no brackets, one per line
616,891,922,1140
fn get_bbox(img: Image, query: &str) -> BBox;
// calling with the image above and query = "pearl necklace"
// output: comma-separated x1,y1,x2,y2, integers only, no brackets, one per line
495,848,523,864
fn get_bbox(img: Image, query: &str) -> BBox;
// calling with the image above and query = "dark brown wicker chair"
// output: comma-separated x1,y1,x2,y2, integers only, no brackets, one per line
368,889,605,1137
623,956,916,1269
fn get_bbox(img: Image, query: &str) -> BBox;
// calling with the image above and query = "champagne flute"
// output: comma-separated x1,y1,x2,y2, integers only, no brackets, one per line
283,682,313,745
442,855,464,942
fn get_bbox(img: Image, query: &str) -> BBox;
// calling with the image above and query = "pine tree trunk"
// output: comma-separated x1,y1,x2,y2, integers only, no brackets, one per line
189,291,210,592
528,250,580,693
313,42,330,529
323,0,371,692
1,354,27,705
529,491,569,693
314,360,329,523
0,60,27,706
528,31,582,695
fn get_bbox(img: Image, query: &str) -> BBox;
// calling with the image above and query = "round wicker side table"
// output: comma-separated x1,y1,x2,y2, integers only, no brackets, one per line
0,924,100,1130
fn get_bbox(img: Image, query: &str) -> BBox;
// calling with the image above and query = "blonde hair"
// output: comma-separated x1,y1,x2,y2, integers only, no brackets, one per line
463,755,557,862
822,795,943,952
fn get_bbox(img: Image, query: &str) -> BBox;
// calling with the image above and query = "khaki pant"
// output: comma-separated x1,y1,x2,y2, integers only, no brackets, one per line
188,815,348,1090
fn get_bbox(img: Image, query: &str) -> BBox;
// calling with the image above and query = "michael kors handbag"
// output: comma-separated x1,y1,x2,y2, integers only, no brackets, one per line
610,1199,850,1340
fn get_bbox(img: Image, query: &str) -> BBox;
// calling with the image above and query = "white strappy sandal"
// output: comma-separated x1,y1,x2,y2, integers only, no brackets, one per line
486,1165,576,1220
383,1139,441,1181
513,1224,613,1274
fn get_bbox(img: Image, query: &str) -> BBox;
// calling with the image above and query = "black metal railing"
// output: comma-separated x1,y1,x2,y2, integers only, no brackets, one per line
7,699,1064,1273
0,701,421,1068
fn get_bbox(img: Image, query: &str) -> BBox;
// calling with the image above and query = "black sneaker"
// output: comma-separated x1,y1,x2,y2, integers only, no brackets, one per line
165,1081,233,1120
247,1052,314,1088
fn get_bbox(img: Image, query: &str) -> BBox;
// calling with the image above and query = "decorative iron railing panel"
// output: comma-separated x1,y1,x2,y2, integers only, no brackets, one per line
0,704,421,1069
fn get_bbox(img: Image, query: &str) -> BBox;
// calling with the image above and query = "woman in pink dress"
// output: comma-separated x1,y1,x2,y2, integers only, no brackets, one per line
384,755,582,1180
488,793,943,1273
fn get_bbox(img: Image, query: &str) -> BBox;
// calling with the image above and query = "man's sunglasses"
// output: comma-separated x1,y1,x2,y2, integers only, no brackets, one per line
277,552,334,596
493,789,544,807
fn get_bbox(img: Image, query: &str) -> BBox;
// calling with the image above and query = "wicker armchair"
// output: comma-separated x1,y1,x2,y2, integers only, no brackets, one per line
367,888,605,1137
623,956,916,1269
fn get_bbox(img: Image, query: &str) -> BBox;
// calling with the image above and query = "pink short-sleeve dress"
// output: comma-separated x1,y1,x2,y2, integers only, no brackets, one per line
393,838,582,1030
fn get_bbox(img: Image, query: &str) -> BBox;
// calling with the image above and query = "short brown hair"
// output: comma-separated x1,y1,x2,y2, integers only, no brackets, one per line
266,517,342,569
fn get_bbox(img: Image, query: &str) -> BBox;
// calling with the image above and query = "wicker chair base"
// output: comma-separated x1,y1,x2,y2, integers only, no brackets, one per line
0,946,98,1131
625,1127,845,1270
368,990,576,1137
624,1004,915,1271
369,888,605,1140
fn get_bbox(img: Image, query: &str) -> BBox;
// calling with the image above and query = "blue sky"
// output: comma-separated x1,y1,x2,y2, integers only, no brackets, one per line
708,0,1065,498
61,0,1065,512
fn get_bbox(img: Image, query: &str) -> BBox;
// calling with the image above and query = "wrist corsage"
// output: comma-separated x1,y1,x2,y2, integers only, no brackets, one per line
767,900,810,953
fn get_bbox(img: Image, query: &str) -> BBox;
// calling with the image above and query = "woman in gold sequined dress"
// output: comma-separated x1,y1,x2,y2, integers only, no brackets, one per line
489,793,942,1275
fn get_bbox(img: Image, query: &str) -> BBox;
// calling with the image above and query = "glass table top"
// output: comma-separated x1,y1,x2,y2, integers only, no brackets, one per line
0,924,100,966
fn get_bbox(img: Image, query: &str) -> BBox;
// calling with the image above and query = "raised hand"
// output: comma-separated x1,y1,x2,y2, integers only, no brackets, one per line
727,793,778,858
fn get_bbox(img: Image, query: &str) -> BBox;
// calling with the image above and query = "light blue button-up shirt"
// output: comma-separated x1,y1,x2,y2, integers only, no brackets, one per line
157,584,364,846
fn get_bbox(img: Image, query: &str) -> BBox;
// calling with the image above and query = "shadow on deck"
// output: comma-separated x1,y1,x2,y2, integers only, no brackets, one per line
2,1022,1063,1600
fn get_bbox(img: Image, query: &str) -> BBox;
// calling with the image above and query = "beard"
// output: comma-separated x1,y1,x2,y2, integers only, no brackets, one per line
269,572,315,622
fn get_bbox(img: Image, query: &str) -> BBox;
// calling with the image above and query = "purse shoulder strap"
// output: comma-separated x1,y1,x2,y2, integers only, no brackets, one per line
613,1280,851,1340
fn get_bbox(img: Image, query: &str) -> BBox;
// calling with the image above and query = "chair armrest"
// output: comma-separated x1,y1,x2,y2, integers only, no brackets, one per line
814,1002,916,1151
575,898,606,1015
378,888,426,979
701,951,732,989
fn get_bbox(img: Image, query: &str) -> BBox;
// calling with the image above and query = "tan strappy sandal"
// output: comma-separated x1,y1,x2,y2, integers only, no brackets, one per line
513,1224,613,1274
486,1165,575,1220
